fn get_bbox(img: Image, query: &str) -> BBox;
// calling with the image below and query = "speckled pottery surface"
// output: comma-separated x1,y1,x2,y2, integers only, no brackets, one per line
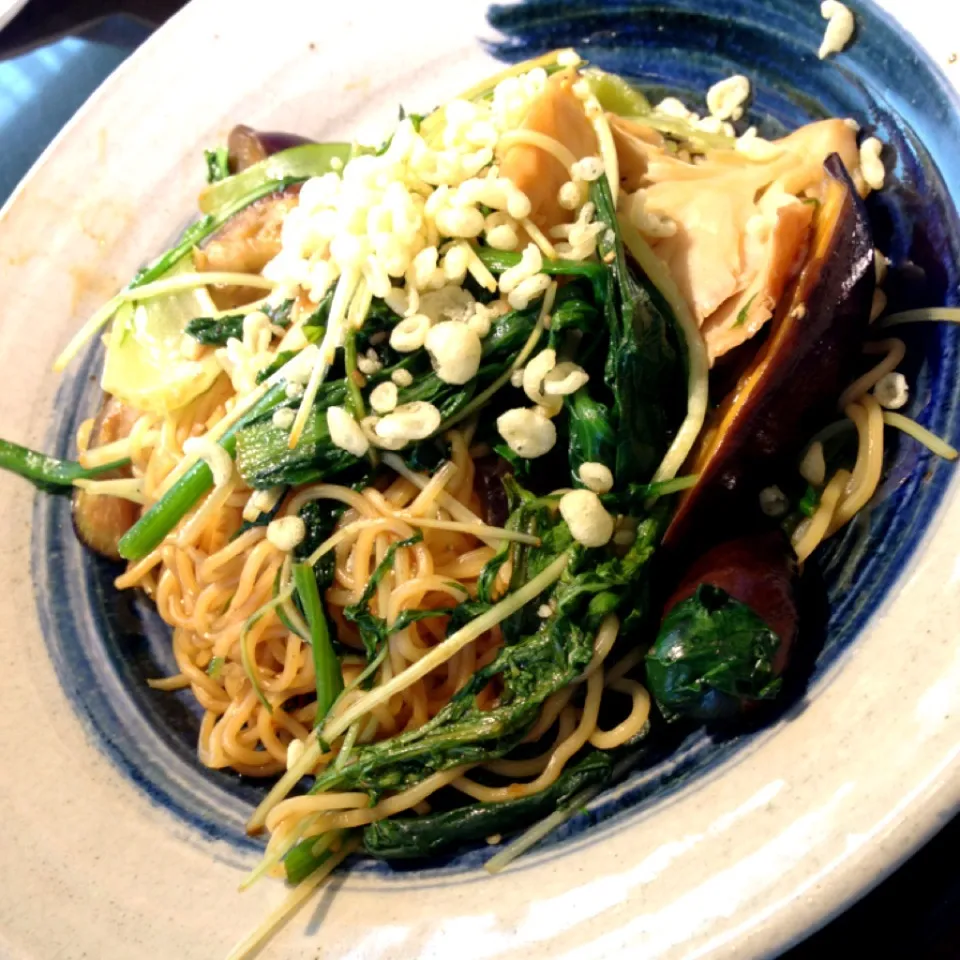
1,1,960,957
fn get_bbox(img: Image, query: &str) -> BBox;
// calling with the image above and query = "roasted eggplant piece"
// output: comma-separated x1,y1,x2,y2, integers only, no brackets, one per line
647,532,799,720
227,124,315,174
663,155,875,553
475,454,512,528
72,397,140,561
193,182,301,309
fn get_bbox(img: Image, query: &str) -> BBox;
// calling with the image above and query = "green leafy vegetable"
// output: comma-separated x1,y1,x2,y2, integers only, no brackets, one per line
343,327,366,422
204,146,231,184
117,380,291,560
185,299,294,346
235,403,361,489
474,246,607,302
362,751,613,859
0,439,130,494
295,498,347,564
131,179,296,290
646,584,783,721
591,175,685,486
567,387,616,489
233,301,541,490
306,499,660,797
207,656,225,678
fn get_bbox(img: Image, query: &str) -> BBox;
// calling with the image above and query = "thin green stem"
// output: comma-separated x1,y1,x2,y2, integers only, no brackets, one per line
117,382,287,560
0,439,130,491
343,329,366,421
293,562,344,726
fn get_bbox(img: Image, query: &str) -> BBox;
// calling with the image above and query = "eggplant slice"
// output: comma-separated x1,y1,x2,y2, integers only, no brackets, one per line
72,397,140,561
227,124,315,174
663,155,875,553
193,182,301,309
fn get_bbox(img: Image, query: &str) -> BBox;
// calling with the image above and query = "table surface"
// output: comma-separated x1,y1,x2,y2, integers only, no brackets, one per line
1,2,958,957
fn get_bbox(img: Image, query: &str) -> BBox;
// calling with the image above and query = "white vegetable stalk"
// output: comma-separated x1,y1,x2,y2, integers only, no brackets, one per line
53,272,277,372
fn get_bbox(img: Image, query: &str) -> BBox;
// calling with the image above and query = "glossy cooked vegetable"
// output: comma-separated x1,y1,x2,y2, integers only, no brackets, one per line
299,497,660,797
226,124,317,174
184,299,293,346
646,532,799,720
116,380,291,560
591,175,685,486
71,397,142,560
663,156,875,552
198,132,350,214
233,302,543,489
361,750,614,859
193,184,301,309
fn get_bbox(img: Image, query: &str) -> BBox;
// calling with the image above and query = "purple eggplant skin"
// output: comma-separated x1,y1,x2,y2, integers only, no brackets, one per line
227,125,316,173
663,155,875,554
194,183,301,309
475,455,512,528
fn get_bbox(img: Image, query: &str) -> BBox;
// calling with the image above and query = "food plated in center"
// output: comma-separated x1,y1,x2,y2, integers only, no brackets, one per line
3,36,957,956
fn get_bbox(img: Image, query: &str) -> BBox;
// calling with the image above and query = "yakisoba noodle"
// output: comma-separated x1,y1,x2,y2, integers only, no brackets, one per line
104,385,645,794
791,335,956,562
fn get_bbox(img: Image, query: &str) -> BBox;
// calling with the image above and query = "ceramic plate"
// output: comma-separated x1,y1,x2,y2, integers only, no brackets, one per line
0,0,28,34
1,1,959,957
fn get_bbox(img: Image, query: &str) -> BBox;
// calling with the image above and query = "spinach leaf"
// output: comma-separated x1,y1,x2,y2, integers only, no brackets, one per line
293,561,343,725
185,299,295,346
235,402,361,489
566,387,616,489
591,176,685,486
294,498,348,578
646,583,783,721
234,302,540,490
362,750,613,859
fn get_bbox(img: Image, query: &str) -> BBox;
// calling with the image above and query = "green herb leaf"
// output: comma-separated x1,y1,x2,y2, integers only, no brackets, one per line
186,299,295,346
363,751,613,859
310,498,661,797
591,174,686,487
293,562,344,725
646,583,783,721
